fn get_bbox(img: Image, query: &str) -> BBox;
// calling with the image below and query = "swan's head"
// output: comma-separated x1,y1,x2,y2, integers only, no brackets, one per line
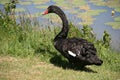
42,5,63,15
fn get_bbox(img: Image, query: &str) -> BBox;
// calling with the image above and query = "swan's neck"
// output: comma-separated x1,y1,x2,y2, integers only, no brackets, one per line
54,11,69,41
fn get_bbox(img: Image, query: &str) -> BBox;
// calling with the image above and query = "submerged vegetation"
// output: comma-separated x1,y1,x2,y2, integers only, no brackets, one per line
90,0,120,12
0,1,120,80
105,17,120,29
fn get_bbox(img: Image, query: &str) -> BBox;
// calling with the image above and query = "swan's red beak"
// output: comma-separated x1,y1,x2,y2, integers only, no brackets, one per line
42,9,48,15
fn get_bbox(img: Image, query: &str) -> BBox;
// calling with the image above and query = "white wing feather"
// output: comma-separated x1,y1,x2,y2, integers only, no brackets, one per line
68,51,76,57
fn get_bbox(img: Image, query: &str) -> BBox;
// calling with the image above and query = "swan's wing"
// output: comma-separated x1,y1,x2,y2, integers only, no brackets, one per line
61,38,102,66
62,38,96,58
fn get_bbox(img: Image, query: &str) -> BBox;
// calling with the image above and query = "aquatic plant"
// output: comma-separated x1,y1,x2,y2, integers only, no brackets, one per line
4,0,18,15
105,17,120,29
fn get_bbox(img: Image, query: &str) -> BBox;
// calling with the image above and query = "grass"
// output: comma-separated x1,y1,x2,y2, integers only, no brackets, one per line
0,56,120,80
0,2,120,80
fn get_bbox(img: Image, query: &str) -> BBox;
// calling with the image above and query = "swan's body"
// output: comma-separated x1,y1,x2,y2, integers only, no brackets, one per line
43,5,103,67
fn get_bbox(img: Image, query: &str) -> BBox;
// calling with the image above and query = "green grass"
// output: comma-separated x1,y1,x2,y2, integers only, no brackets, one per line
0,55,120,80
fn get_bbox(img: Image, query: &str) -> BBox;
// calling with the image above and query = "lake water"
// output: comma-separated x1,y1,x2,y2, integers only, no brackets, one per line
0,0,120,51
87,0,120,51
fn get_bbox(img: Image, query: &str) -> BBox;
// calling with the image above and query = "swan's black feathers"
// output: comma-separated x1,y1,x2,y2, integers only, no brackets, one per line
55,37,96,58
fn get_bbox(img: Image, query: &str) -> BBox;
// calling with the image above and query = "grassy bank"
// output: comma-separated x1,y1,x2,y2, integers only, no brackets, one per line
0,56,120,80
0,8,120,80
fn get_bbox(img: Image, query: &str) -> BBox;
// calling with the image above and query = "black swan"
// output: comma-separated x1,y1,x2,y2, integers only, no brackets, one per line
43,5,103,67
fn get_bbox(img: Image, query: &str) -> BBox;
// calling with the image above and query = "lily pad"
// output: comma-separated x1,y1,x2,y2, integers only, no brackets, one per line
35,5,47,9
19,1,32,5
115,7,120,13
114,17,120,21
77,9,106,25
90,0,120,12
79,5,90,11
78,15,95,25
105,17,120,29
15,8,25,12
105,22,120,29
